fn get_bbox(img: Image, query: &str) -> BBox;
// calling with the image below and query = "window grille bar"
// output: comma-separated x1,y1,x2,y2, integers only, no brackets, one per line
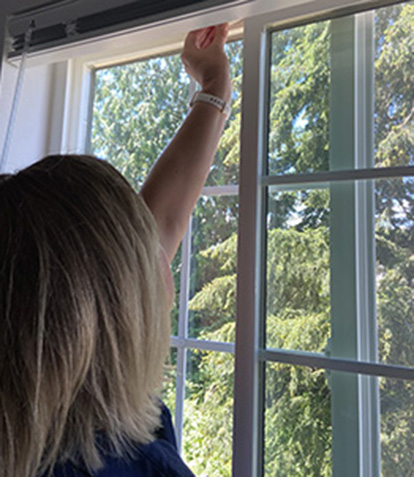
261,165,414,188
174,218,192,453
201,184,239,196
170,336,235,354
261,349,414,381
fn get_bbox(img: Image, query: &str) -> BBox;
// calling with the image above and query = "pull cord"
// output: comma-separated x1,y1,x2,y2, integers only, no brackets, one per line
0,21,34,173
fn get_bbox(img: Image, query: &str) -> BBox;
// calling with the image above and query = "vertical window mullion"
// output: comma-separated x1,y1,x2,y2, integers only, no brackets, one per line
174,217,192,453
354,11,381,477
233,16,268,477
330,13,380,476
329,15,361,476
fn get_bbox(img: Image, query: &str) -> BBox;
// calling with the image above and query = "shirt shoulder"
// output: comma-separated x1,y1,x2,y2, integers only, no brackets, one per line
47,404,195,477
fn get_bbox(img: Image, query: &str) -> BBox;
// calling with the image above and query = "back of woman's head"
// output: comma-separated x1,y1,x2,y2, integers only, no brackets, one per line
0,155,170,477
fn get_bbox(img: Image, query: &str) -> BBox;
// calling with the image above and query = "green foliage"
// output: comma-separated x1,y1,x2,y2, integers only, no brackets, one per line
266,227,330,321
375,5,414,169
265,364,331,476
183,348,234,476
268,21,330,175
92,54,188,190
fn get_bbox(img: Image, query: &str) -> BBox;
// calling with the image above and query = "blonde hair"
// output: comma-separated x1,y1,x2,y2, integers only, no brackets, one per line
0,155,170,476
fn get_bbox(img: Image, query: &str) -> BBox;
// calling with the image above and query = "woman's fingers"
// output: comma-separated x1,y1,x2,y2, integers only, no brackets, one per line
184,23,229,52
199,26,216,49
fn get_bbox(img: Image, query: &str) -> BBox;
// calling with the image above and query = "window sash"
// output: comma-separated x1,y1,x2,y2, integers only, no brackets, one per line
237,4,414,476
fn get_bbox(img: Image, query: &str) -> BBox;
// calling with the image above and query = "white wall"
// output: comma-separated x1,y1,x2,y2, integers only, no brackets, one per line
0,61,50,172
0,60,67,172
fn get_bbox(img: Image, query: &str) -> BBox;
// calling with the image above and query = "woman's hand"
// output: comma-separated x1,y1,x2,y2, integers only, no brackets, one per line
180,24,232,103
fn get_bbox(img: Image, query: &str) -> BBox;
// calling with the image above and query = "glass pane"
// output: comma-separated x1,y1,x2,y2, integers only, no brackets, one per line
170,243,181,337
90,52,189,190
380,375,414,475
188,195,238,342
205,40,243,186
183,349,234,476
162,347,177,421
375,3,414,168
266,187,331,352
265,362,332,476
268,20,331,176
376,177,414,367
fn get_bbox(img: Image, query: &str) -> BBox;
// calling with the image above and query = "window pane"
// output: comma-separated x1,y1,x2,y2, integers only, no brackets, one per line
183,349,234,476
380,375,414,474
375,3,414,168
266,187,331,352
188,195,238,342
268,20,331,176
205,40,243,186
376,177,414,367
265,362,332,476
162,347,177,422
91,52,189,190
170,244,181,337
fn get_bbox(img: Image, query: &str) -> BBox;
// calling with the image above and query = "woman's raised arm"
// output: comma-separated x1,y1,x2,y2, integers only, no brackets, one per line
140,23,232,263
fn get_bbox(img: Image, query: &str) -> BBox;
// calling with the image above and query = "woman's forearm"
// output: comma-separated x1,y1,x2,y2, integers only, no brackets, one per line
140,97,228,262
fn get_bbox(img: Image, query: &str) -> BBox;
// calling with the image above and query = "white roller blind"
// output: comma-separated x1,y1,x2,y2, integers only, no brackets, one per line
7,0,247,56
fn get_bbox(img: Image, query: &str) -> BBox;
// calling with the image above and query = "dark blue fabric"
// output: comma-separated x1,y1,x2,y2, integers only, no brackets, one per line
46,404,195,477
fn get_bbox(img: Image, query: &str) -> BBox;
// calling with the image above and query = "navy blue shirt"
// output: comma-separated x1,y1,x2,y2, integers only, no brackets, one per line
47,405,195,476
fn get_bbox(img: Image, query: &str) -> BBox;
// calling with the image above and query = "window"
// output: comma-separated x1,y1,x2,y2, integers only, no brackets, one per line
235,3,414,476
89,39,242,474
7,0,414,475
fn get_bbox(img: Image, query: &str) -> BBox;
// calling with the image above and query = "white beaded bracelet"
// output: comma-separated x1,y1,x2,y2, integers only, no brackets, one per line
190,91,231,118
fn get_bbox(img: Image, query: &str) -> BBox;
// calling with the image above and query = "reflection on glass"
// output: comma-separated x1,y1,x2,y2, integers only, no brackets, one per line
380,375,414,475
188,195,238,342
376,177,414,367
268,21,331,176
91,53,189,190
162,347,177,422
183,350,234,476
266,187,330,352
375,3,414,167
265,363,332,476
206,40,242,186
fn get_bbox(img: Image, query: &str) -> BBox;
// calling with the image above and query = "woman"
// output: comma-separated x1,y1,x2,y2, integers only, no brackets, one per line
0,23,232,476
